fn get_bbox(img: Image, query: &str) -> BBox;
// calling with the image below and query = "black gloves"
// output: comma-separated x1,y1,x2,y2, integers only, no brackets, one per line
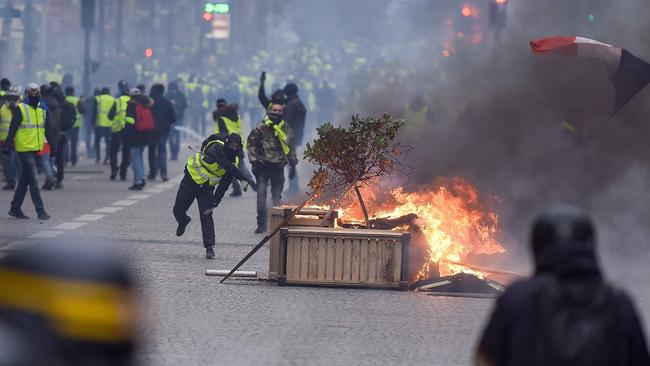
260,71,266,83
49,148,56,158
289,165,297,180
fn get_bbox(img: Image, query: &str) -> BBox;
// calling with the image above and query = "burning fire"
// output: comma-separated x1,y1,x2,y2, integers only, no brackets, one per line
338,178,505,279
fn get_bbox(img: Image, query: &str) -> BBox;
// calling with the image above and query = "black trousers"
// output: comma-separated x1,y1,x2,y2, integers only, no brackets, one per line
173,174,216,248
94,127,112,162
254,164,285,227
68,127,79,165
55,134,67,183
109,131,130,178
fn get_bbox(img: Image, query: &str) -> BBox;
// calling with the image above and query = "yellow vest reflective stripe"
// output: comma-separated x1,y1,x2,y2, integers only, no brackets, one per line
95,94,114,128
112,95,131,132
15,103,46,152
65,96,82,128
186,140,239,186
0,104,12,140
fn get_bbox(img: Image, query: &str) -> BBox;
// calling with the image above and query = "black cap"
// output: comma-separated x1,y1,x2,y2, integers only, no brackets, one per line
216,98,227,106
283,82,298,96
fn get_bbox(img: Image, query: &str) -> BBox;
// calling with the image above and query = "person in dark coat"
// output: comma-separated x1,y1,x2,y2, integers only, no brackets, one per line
281,82,306,195
476,205,650,366
165,81,187,161
123,89,153,190
147,83,176,181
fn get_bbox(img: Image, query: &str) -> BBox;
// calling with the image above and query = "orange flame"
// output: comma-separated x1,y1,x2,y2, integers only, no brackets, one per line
338,178,505,279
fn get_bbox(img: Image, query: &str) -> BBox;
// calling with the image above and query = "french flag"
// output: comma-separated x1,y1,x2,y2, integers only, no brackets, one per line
530,36,650,115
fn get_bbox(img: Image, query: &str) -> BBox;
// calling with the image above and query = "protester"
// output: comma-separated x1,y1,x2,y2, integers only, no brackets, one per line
476,205,650,366
165,81,188,161
148,83,176,182
123,88,154,190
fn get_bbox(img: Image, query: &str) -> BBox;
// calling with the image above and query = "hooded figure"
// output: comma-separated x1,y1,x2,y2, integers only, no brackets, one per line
476,206,649,366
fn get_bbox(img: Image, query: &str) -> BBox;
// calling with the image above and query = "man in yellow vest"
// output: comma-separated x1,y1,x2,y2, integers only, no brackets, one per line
64,86,85,167
2,83,54,220
91,87,115,165
107,84,131,181
247,103,297,233
212,98,254,197
173,133,257,258
0,78,11,102
0,86,20,190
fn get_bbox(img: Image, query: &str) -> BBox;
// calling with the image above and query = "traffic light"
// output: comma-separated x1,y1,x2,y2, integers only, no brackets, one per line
144,47,153,58
204,3,230,14
489,0,507,30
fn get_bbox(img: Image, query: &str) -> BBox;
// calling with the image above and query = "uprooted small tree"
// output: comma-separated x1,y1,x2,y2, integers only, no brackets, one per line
304,113,412,227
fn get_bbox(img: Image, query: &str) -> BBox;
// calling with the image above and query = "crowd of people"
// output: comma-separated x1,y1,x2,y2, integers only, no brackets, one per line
0,69,307,256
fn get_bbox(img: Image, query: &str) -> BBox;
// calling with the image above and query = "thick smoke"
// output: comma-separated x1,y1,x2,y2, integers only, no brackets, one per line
297,0,650,314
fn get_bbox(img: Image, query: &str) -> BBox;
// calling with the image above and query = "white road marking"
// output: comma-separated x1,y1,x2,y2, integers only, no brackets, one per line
111,200,139,206
72,176,91,180
94,206,124,213
154,183,175,190
51,222,87,230
29,230,65,238
1,240,34,251
127,194,151,200
145,188,163,193
75,214,105,221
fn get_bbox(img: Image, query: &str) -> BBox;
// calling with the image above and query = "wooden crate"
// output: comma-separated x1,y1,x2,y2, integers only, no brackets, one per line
277,227,410,290
268,207,337,281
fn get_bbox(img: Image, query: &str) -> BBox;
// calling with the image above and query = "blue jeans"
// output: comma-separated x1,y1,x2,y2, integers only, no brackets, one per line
41,154,55,178
130,146,145,186
1,147,17,186
11,152,45,212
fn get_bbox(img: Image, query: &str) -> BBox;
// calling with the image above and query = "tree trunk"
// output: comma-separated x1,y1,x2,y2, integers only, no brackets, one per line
354,185,369,228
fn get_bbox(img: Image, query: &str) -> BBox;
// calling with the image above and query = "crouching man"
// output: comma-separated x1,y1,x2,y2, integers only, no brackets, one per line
173,133,257,258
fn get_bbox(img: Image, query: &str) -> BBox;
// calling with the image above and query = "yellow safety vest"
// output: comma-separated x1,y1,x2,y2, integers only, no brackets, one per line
404,106,429,126
186,140,239,187
112,95,131,132
15,103,46,152
0,91,6,97
95,94,115,128
65,96,82,128
0,104,12,141
214,115,242,135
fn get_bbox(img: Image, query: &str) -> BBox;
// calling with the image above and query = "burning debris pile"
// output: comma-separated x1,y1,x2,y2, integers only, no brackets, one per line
304,113,507,295
335,178,506,284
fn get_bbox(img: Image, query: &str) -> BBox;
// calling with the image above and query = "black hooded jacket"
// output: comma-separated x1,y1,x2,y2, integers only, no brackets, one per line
477,206,650,366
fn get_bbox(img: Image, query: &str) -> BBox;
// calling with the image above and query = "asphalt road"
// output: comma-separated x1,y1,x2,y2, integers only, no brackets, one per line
1,148,648,366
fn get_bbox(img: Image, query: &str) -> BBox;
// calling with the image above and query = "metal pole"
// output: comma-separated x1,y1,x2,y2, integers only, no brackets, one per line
83,27,91,96
97,0,104,61
115,0,123,54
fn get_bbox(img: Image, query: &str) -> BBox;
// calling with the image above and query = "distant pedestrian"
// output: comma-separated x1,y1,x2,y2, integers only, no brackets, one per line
282,82,306,195
148,83,176,182
0,86,20,190
3,83,54,220
107,84,131,181
92,87,115,165
64,86,85,167
123,88,154,190
165,81,188,161
476,205,650,366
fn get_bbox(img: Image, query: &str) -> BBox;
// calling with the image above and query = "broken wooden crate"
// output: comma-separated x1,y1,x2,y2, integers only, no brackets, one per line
268,206,337,281
277,227,410,290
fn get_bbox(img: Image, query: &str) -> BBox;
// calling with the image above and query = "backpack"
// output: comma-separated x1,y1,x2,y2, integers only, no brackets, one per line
135,103,154,131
